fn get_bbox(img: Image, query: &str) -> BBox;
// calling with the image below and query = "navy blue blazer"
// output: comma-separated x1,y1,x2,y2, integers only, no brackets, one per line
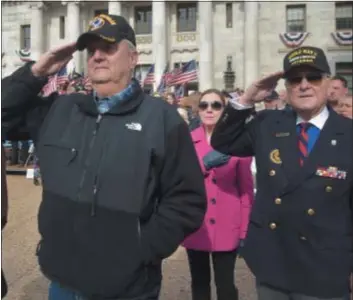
211,105,353,298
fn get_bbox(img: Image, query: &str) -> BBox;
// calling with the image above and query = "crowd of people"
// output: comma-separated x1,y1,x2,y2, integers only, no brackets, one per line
1,13,352,300
155,76,352,130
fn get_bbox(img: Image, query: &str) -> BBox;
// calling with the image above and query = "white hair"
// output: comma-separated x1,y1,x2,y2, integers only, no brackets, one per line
126,40,137,52
125,40,138,78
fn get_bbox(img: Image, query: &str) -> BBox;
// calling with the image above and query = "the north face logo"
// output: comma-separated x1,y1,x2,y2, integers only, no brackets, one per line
125,122,142,131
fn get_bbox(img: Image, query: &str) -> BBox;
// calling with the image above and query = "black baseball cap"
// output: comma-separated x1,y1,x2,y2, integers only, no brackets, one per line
76,14,136,51
283,46,331,77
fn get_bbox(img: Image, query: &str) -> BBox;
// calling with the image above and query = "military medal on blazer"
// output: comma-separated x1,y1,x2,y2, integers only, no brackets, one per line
316,166,347,180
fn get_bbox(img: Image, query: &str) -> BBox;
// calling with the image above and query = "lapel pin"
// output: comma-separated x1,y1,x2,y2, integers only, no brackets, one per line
331,139,337,146
269,149,282,164
275,132,290,137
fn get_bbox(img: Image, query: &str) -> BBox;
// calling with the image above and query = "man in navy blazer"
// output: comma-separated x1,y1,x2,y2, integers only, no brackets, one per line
211,46,353,300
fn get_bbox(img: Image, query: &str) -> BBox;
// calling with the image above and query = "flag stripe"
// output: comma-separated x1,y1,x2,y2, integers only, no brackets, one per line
143,65,155,85
171,72,198,85
41,66,69,96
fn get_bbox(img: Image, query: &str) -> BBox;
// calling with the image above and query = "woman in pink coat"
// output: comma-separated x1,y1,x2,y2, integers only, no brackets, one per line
183,89,254,300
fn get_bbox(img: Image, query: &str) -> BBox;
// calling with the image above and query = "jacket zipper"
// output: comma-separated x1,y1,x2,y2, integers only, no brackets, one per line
91,181,98,216
137,220,148,282
77,114,102,208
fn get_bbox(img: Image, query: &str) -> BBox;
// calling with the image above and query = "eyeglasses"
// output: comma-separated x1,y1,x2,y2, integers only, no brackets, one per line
198,101,224,111
286,73,324,86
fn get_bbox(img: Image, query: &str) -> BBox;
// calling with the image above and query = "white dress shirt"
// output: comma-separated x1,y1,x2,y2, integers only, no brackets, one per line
296,106,329,130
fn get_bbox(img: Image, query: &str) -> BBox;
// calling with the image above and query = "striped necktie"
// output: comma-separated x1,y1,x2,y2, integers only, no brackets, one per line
298,122,312,166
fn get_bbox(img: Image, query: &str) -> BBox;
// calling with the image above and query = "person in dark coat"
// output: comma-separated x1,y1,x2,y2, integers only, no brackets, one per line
2,14,206,300
211,46,353,300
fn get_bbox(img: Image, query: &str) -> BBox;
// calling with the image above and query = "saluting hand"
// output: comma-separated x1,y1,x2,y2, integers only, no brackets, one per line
31,42,77,78
238,71,284,106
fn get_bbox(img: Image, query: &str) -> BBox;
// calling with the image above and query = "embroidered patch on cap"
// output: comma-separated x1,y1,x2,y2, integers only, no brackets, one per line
287,48,318,67
89,16,105,31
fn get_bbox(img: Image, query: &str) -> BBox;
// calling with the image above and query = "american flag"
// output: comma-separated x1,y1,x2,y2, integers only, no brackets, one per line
68,74,92,94
143,65,155,86
175,84,185,100
166,68,182,86
41,66,69,97
82,76,92,88
56,67,70,86
156,64,170,95
169,60,198,86
41,76,57,97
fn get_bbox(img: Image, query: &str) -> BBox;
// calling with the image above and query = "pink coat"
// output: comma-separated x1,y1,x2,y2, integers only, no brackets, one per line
183,126,254,252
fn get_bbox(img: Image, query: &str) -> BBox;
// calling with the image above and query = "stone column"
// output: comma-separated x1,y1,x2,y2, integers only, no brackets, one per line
244,1,259,88
30,2,45,61
108,1,122,15
152,0,167,91
66,1,81,72
198,0,214,90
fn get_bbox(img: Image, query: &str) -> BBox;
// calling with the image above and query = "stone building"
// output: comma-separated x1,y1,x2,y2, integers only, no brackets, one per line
1,0,352,93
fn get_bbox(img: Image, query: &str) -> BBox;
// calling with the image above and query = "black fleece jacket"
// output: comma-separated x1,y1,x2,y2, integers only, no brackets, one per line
1,63,206,299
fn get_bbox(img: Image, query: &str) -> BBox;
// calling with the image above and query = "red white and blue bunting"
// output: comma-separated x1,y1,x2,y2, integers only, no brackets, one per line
279,32,310,48
331,31,353,46
15,49,32,62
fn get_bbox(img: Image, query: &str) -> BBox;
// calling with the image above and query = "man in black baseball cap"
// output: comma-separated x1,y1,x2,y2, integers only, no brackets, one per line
278,45,332,117
211,45,353,300
2,12,207,300
76,14,136,51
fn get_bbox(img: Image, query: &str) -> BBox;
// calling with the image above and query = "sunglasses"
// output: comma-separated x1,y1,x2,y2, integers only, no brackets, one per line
286,73,324,86
198,101,224,111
